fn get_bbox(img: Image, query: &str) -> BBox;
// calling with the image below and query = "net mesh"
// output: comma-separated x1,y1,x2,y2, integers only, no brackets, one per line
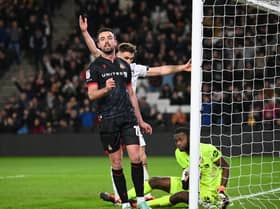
200,0,280,208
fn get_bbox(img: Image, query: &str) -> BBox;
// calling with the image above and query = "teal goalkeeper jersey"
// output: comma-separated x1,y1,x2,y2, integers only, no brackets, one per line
175,143,222,191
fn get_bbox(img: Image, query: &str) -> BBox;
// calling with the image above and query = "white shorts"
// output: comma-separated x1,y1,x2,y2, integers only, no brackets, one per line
134,125,146,147
139,131,146,147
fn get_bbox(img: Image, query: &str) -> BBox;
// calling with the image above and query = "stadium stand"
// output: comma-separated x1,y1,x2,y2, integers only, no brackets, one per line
0,0,193,134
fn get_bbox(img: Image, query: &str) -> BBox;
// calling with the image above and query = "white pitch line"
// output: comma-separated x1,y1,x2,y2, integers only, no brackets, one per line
231,188,280,201
0,175,27,179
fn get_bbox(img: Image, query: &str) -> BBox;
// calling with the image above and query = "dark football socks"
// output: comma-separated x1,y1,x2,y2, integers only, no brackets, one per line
112,168,128,203
131,162,144,197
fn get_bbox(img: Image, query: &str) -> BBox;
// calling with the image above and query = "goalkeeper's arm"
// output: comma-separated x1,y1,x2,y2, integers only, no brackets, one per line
215,156,230,208
215,156,229,189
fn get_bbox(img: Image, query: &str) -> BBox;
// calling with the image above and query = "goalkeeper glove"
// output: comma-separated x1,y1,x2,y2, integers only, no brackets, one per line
218,186,229,209
181,168,189,190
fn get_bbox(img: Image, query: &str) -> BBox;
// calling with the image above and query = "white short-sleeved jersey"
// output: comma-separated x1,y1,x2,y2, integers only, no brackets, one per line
130,63,148,92
130,63,148,146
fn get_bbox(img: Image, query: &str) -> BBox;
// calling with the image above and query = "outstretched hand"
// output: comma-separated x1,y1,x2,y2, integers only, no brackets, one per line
183,59,192,72
79,15,88,32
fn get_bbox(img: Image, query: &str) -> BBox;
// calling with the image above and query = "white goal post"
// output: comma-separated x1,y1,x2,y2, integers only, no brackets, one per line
190,0,280,208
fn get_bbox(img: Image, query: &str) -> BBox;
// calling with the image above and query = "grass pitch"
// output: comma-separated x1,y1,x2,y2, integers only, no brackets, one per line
0,156,279,209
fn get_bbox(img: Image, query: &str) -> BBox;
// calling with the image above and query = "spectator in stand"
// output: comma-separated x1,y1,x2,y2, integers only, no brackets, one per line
201,94,211,126
170,91,184,105
68,109,81,133
171,107,187,127
0,47,11,76
150,104,165,128
139,96,152,123
42,13,53,52
159,83,172,99
263,96,280,129
1,1,194,134
173,73,186,94
0,19,8,48
12,77,35,101
79,105,96,130
29,28,47,71
30,117,45,134
7,20,22,65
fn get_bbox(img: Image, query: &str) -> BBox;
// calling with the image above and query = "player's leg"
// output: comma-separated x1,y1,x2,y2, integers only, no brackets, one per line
169,191,189,205
111,168,121,203
149,176,172,192
142,177,173,207
147,177,188,207
128,176,180,199
138,132,154,200
128,176,187,207
127,144,151,209
127,176,173,206
99,165,121,205
110,144,124,204
148,176,188,207
140,145,149,181
99,117,131,209
146,195,172,207
122,117,151,209
138,132,149,181
109,148,131,209
127,180,153,199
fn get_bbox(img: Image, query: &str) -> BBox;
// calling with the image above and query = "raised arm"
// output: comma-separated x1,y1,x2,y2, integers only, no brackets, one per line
79,15,102,58
127,85,152,135
146,59,191,77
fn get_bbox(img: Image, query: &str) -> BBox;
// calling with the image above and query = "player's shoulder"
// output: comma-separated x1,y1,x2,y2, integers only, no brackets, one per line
131,63,148,70
200,143,221,158
88,61,95,69
130,63,148,77
200,143,216,152
116,57,130,67
88,58,101,69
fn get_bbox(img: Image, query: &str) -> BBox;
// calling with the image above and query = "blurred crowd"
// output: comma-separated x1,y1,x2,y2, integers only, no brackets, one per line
0,0,191,134
201,0,280,130
0,0,279,134
0,0,61,75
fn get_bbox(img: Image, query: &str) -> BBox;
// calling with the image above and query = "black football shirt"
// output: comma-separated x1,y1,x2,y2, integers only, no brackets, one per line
86,56,135,119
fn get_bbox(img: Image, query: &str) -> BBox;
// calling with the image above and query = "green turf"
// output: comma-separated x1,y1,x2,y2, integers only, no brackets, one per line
0,156,279,209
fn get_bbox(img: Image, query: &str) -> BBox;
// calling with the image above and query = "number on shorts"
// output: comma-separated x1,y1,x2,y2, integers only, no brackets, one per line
133,125,141,136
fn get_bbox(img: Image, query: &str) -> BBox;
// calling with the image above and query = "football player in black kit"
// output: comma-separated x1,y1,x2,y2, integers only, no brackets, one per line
86,27,153,209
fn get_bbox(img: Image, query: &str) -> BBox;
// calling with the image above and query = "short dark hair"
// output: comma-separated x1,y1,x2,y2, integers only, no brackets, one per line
174,126,190,136
118,42,137,54
97,27,116,39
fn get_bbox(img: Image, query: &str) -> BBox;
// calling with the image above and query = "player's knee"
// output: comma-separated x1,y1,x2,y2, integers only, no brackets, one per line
111,158,122,169
149,177,161,188
129,154,141,163
170,191,189,205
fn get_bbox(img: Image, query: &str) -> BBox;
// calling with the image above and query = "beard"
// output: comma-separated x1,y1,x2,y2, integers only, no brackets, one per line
102,48,114,55
102,44,115,55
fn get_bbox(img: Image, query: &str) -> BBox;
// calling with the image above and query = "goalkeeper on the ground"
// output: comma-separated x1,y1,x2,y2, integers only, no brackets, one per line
124,127,230,208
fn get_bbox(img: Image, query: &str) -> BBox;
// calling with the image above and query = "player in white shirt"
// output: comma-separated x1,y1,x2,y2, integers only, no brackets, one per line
79,15,191,205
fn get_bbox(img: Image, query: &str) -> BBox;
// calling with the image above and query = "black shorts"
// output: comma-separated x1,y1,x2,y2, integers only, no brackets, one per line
99,114,139,154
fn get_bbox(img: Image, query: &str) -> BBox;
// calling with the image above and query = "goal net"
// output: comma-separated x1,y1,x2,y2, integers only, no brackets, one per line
200,0,280,208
